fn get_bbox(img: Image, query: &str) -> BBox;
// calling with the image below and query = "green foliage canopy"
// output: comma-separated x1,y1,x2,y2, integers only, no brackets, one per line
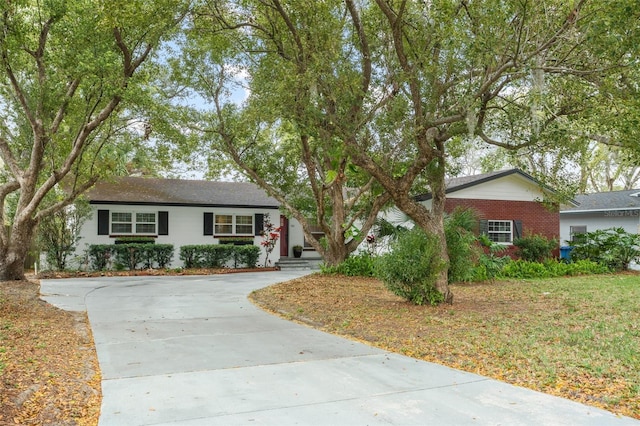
0,0,188,279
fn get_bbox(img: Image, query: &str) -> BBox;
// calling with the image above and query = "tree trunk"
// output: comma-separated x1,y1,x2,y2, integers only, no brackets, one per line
0,219,35,281
322,239,350,267
347,141,453,302
423,216,452,304
425,164,453,304
0,250,29,281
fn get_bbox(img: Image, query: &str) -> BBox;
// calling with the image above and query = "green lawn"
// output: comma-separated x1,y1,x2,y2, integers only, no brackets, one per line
439,275,640,411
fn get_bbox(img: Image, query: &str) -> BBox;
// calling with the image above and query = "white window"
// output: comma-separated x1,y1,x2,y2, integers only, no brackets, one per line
111,212,156,235
215,214,253,235
570,225,587,242
215,215,233,234
235,215,253,234
487,220,513,243
135,213,156,234
111,212,132,234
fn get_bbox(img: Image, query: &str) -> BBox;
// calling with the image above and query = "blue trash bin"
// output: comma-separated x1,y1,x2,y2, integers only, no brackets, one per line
559,246,573,260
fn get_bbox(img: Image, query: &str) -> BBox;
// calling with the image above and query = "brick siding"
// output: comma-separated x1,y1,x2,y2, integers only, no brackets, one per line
445,198,560,258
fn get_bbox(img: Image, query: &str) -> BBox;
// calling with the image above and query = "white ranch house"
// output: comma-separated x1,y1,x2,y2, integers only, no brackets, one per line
72,177,319,269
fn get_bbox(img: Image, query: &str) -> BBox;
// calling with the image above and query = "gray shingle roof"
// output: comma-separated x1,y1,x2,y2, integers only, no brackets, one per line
85,177,280,209
562,189,640,212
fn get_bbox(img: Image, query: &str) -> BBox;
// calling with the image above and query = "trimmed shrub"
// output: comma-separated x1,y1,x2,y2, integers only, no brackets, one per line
112,244,144,270
513,233,558,262
179,244,260,269
87,245,112,270
114,236,155,244
375,228,446,305
88,244,174,271
321,252,376,277
234,245,260,268
201,245,234,268
153,244,174,268
179,245,201,268
110,243,175,270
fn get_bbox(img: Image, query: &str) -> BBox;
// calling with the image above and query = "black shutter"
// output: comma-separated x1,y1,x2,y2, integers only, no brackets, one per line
513,220,523,239
158,211,169,235
254,213,264,236
204,212,214,236
479,219,488,236
98,210,109,235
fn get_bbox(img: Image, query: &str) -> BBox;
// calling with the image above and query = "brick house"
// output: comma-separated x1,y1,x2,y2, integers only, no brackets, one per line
415,169,563,257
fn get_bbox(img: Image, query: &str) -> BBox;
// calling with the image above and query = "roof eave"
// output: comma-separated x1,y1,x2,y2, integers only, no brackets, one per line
560,206,640,214
89,200,281,209
414,169,570,203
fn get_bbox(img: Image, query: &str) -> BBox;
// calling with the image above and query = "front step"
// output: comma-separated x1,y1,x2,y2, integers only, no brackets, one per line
276,257,322,271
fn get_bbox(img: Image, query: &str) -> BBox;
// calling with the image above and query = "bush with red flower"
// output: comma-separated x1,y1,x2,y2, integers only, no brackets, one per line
366,234,376,255
260,213,282,266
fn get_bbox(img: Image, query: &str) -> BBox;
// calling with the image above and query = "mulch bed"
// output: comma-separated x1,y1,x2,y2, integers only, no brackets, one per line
37,267,279,279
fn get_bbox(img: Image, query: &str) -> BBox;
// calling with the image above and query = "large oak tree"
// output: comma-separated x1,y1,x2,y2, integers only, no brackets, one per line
186,0,637,302
179,0,392,265
0,0,188,280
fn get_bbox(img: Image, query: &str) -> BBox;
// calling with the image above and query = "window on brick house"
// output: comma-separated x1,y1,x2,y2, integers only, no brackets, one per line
488,220,512,243
480,219,522,244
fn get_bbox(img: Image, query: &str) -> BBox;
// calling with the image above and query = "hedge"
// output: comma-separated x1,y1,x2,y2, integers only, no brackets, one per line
179,244,260,269
87,244,174,270
88,243,260,271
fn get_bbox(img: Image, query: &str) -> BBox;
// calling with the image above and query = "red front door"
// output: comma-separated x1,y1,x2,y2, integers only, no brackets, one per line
279,215,289,257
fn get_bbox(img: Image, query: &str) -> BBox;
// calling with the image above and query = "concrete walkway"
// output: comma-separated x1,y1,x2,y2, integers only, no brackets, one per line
41,272,639,426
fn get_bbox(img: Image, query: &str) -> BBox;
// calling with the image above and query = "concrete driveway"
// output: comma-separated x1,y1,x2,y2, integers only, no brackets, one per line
41,272,639,425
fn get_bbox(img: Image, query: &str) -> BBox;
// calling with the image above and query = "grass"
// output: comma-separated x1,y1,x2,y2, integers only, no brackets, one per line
0,336,6,376
250,272,640,419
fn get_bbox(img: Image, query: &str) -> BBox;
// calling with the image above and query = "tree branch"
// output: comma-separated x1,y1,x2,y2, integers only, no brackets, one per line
344,191,392,253
344,0,371,123
476,129,535,150
271,0,304,65
51,79,81,134
35,177,98,220
0,137,24,183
